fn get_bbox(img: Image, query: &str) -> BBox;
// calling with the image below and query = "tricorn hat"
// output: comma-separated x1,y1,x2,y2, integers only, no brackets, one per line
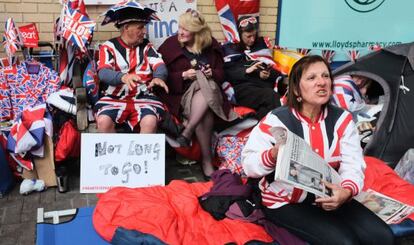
101,0,159,28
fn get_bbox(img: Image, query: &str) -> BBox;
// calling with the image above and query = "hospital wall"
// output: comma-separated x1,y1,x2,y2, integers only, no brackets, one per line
0,0,278,55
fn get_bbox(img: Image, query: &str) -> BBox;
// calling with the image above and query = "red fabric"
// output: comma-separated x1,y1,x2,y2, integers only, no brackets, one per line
93,181,273,244
55,120,80,162
233,106,255,117
214,0,259,21
363,156,414,220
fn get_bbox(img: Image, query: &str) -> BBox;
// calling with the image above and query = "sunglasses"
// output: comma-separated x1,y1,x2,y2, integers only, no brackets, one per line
186,8,200,18
239,17,257,28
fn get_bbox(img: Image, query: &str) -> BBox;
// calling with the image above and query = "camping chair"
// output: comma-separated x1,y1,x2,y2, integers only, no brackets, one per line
36,207,109,245
23,41,59,71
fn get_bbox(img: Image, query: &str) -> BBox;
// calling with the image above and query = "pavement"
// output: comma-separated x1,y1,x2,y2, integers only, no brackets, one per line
0,155,206,245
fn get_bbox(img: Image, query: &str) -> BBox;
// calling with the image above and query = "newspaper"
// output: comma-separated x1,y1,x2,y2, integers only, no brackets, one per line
354,189,414,224
270,127,341,198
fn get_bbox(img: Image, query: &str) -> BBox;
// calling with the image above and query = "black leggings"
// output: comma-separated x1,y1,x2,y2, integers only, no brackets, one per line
264,199,394,245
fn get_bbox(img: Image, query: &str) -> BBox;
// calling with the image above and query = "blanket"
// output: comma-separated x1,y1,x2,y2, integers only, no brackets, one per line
93,156,414,244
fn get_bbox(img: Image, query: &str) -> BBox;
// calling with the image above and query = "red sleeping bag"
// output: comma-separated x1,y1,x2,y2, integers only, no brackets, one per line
93,157,414,243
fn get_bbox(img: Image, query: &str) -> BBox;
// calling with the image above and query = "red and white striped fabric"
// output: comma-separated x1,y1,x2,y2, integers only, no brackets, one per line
97,38,164,99
242,106,365,209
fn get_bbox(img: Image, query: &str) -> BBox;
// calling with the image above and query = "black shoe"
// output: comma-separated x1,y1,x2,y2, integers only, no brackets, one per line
202,172,211,181
176,135,191,147
159,112,183,137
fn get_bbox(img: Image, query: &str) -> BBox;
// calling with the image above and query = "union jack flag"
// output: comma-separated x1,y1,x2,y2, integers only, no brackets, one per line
369,44,382,51
0,73,12,121
332,75,365,113
347,50,360,62
2,18,23,64
296,48,311,56
243,37,275,66
62,6,95,53
82,61,99,105
66,0,87,15
217,4,239,43
322,49,336,63
7,103,53,170
57,0,92,85
214,0,259,43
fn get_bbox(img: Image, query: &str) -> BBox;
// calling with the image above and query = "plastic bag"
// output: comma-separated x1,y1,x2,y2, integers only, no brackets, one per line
394,149,414,185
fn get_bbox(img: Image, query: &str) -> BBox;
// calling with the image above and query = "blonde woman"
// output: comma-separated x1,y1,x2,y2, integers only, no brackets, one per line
158,9,236,178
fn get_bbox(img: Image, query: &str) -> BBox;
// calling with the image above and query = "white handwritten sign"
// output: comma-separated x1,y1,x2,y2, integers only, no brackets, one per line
80,133,165,193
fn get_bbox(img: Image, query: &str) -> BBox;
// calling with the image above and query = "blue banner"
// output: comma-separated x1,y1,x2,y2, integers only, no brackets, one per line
276,0,414,61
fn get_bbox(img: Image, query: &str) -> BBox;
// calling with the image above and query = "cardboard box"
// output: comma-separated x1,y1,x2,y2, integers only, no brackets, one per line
22,135,57,187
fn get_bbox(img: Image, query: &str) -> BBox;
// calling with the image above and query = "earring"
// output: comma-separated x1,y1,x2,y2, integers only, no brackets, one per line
296,96,302,102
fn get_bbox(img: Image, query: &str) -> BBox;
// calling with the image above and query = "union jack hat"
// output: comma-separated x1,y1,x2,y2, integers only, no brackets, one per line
101,0,159,28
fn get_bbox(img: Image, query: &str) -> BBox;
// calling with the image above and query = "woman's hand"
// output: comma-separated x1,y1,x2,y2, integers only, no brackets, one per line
246,61,265,74
270,144,280,160
148,78,169,93
259,69,270,80
182,69,197,80
315,181,352,211
201,64,212,79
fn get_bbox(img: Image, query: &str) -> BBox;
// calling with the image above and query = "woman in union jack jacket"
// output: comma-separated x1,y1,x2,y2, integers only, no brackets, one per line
242,55,393,244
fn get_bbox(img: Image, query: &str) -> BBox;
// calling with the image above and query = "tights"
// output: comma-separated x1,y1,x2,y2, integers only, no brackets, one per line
181,91,215,176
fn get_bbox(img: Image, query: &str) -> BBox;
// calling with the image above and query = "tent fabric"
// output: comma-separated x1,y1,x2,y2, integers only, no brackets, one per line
334,43,414,167
36,207,109,245
93,157,414,243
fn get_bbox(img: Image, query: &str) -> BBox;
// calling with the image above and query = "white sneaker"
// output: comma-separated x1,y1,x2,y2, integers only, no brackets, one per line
20,179,46,195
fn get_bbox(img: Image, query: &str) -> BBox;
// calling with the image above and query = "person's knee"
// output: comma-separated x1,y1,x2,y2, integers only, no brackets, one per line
365,225,394,245
97,115,115,133
140,115,157,133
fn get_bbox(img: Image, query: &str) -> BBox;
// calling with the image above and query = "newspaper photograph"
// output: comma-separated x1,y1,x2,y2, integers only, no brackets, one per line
270,127,341,198
355,189,414,224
